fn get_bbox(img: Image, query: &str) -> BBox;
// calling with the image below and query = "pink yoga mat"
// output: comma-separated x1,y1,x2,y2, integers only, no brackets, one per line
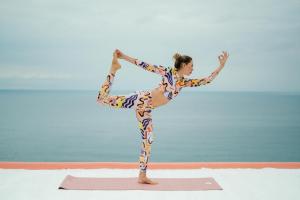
58,175,223,191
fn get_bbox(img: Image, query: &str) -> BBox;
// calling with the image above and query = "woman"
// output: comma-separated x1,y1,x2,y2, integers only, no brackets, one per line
97,49,229,184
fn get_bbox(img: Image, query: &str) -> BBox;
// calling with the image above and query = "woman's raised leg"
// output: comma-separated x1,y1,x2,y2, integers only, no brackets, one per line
96,51,139,108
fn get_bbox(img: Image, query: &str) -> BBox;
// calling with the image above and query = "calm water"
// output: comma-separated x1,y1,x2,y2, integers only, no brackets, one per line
0,89,299,162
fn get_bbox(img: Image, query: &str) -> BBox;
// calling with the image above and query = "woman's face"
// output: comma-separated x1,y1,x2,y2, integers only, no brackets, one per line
180,60,194,76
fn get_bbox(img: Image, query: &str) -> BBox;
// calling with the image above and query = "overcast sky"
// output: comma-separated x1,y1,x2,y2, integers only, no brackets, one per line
0,0,299,92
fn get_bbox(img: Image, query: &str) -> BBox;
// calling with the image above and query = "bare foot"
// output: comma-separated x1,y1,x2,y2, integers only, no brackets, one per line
111,51,121,72
138,174,158,185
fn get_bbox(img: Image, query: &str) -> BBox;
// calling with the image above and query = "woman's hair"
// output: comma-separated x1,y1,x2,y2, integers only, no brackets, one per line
173,53,192,70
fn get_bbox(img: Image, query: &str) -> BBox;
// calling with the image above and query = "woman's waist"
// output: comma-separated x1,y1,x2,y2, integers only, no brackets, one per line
150,87,170,105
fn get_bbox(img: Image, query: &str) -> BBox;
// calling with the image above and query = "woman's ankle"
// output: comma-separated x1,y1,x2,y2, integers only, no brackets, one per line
139,171,146,177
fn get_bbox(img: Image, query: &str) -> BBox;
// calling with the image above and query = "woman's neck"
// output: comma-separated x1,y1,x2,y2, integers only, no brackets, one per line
174,68,184,79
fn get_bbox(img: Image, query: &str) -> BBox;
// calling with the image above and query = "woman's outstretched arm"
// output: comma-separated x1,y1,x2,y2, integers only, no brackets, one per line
181,68,221,87
181,51,229,87
115,49,168,76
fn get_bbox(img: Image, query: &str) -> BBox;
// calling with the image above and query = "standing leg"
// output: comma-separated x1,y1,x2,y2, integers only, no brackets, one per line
136,108,155,173
136,106,158,184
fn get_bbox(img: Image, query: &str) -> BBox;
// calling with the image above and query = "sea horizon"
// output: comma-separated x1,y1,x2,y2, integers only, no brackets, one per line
1,89,299,162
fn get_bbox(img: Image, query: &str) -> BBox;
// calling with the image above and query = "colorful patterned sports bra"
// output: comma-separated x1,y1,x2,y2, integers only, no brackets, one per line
134,59,219,101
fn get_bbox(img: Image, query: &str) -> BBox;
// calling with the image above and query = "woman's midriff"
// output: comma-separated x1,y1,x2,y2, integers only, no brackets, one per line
150,87,169,108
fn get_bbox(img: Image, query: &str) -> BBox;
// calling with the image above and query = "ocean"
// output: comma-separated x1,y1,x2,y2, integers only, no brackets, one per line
0,89,299,162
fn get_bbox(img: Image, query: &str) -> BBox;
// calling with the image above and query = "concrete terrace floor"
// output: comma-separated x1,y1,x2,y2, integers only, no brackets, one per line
0,162,300,200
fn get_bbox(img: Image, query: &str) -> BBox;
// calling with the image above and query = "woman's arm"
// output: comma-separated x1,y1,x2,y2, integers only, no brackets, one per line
181,65,223,87
181,51,228,87
116,49,168,76
122,54,137,65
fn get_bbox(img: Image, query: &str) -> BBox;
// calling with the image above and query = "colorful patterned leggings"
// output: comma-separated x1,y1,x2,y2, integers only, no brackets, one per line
97,72,156,173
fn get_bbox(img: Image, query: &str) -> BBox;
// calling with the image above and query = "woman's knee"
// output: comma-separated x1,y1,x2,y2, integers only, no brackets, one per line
141,128,155,146
147,131,155,144
97,94,132,109
96,91,110,106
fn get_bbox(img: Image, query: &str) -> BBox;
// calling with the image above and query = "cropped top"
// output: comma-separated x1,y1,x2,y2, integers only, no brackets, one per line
134,59,219,101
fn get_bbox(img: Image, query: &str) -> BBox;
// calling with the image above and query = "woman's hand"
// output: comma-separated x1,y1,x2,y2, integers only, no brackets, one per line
115,49,125,59
218,51,229,67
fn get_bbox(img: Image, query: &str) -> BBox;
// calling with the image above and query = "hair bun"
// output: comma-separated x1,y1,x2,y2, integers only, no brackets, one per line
173,53,181,61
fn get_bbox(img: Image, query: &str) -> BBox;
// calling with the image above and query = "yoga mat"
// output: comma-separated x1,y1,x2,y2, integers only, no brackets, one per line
58,175,223,191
